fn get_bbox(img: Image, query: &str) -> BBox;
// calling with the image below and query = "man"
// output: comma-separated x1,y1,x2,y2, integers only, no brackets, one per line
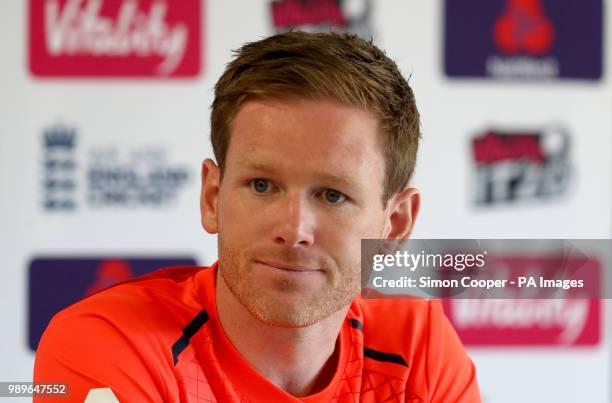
34,32,481,402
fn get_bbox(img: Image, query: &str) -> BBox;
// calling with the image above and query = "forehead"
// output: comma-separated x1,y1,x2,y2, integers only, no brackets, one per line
226,98,385,180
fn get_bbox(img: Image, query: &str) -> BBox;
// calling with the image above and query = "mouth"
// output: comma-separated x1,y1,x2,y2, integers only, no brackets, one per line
255,260,321,273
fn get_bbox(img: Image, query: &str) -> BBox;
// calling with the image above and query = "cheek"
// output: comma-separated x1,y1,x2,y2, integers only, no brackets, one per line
218,182,250,219
335,208,386,238
217,188,274,246
317,211,385,256
217,191,250,239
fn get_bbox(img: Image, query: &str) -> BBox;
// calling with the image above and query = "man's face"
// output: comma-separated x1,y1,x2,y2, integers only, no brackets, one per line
207,98,394,327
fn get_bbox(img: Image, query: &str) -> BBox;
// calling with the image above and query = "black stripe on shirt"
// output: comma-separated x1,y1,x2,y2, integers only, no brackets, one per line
364,347,409,367
172,309,209,365
349,319,408,367
348,318,409,367
348,318,363,331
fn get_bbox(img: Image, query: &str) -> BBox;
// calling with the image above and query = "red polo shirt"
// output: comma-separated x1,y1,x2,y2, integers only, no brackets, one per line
34,263,481,402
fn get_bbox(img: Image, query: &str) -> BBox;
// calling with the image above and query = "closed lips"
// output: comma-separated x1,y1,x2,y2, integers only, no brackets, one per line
257,260,320,272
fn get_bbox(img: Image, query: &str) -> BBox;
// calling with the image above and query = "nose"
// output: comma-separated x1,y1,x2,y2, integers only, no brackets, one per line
272,192,315,247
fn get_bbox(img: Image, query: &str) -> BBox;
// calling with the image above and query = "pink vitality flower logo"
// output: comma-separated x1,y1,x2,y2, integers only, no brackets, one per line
29,0,202,77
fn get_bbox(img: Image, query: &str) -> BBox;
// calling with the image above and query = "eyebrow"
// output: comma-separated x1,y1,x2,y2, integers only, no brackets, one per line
237,159,361,189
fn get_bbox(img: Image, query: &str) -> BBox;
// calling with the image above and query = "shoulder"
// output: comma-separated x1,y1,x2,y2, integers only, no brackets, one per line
352,294,441,340
53,265,209,326
349,295,457,371
38,265,213,367
33,265,215,402
351,295,481,402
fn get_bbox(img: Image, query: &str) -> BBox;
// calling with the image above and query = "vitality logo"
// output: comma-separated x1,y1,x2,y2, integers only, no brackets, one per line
443,253,601,346
29,0,202,77
446,299,600,346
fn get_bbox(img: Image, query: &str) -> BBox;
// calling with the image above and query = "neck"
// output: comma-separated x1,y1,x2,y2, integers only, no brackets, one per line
215,270,348,397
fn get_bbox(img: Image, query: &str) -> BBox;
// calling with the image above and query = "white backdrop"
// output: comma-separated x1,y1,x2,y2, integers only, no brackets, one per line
0,0,610,402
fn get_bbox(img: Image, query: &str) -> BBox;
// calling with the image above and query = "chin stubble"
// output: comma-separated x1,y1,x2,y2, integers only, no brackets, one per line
217,239,361,328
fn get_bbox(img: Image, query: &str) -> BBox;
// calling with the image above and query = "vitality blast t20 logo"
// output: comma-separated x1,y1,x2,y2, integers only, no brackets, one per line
29,0,202,77
444,0,603,80
471,128,572,206
270,0,374,39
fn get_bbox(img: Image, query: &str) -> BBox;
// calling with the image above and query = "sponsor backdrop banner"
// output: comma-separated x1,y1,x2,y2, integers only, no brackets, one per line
28,256,197,351
41,123,192,210
444,0,603,80
471,127,572,206
0,1,610,402
29,0,203,77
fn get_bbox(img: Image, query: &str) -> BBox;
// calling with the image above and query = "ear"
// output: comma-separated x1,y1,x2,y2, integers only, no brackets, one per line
200,158,221,234
383,188,420,240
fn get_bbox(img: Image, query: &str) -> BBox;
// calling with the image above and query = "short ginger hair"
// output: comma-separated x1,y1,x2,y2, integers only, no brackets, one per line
210,31,420,205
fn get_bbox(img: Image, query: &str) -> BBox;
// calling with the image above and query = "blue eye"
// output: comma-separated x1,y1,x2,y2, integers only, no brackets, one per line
323,189,345,204
251,179,271,193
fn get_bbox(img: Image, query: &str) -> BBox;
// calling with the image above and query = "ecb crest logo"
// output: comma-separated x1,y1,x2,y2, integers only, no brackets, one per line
42,125,78,210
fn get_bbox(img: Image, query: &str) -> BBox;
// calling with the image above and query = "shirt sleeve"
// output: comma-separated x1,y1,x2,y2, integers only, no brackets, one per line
33,312,172,402
426,300,482,403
